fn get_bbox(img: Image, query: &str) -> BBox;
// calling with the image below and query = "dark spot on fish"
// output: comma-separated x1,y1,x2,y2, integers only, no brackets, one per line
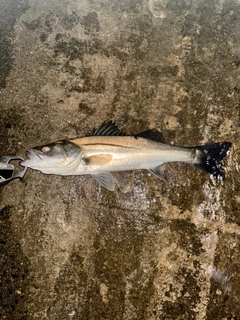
82,157,90,165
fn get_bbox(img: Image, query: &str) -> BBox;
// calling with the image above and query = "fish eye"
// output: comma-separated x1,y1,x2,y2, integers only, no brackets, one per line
42,146,51,153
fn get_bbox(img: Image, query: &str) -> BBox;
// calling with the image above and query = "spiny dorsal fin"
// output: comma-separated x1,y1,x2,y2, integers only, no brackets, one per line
87,121,125,137
135,128,165,143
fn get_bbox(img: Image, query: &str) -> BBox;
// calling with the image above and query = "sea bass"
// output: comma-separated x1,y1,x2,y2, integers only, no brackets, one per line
21,121,231,191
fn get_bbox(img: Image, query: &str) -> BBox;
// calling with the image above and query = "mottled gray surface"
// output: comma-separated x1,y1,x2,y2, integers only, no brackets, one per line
0,0,240,319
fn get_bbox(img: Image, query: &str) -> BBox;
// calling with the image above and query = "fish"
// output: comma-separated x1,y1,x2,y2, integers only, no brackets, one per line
21,121,232,191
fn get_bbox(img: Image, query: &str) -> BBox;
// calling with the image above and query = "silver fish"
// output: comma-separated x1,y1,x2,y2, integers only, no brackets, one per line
21,121,231,191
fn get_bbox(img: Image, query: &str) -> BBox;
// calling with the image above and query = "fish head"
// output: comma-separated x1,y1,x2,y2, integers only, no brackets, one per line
21,140,81,175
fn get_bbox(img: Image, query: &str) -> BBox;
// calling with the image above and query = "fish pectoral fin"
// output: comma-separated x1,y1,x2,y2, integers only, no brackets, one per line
91,172,115,191
83,154,112,166
149,164,167,181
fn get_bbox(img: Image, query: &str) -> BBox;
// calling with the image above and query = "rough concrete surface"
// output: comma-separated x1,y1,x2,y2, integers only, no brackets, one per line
0,0,240,319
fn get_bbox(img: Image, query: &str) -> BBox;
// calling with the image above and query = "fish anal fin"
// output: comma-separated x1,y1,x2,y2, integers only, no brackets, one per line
112,171,134,193
91,172,115,191
136,129,165,143
149,164,167,181
83,154,112,166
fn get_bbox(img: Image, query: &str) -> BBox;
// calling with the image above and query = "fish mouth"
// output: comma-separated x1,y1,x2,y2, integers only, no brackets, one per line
27,149,43,160
20,149,45,167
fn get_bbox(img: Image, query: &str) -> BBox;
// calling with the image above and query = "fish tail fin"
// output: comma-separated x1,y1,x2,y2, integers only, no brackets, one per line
193,142,231,179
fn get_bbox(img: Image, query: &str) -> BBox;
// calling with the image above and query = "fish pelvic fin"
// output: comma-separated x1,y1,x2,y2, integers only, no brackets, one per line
91,172,115,191
194,142,232,179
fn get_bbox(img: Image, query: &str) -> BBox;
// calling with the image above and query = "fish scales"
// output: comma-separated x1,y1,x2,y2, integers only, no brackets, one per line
70,136,193,173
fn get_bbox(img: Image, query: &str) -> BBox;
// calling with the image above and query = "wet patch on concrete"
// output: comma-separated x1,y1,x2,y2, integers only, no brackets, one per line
0,206,29,319
0,0,29,88
1,0,240,319
206,232,240,319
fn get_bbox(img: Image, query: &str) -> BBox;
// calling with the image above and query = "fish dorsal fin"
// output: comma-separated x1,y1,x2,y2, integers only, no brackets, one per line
135,128,165,143
87,121,125,137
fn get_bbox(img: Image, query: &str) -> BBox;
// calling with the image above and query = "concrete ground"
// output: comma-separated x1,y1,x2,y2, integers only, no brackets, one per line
0,0,240,319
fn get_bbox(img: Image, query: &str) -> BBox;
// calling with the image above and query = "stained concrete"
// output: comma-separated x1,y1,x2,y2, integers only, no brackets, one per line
0,0,240,319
